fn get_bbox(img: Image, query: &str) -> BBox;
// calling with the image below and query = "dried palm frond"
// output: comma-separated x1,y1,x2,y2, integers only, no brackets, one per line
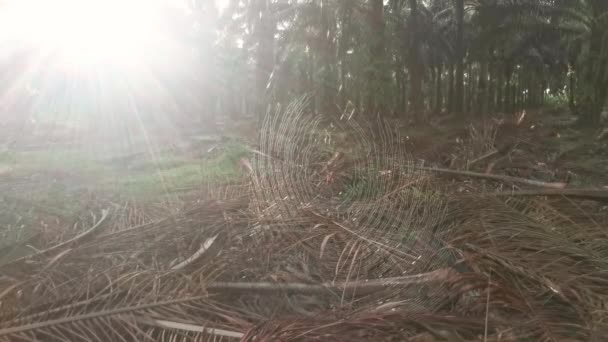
1,100,607,341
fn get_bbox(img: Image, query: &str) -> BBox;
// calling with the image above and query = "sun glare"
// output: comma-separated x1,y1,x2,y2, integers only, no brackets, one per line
217,0,230,13
1,0,170,68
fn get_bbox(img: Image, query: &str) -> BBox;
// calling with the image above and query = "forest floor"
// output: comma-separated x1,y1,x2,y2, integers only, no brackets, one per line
1,106,606,264
0,107,607,340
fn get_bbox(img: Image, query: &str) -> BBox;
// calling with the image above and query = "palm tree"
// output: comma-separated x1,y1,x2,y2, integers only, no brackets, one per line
195,0,608,125
367,0,386,115
252,0,277,116
453,0,465,115
469,0,607,123
573,0,608,124
407,0,424,119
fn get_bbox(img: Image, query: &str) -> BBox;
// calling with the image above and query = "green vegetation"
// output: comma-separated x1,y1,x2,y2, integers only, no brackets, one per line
111,144,248,197
0,142,248,223
0,141,249,262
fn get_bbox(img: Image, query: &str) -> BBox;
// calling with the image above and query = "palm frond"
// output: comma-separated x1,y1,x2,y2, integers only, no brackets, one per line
2,101,608,341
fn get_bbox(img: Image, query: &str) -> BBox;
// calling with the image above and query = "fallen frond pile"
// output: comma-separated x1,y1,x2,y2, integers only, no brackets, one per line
1,100,607,341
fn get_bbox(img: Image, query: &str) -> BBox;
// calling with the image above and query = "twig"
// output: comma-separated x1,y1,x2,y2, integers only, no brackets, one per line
171,235,218,270
417,166,566,189
376,176,428,201
138,318,244,339
492,189,608,203
467,149,498,168
207,268,458,295
43,248,73,271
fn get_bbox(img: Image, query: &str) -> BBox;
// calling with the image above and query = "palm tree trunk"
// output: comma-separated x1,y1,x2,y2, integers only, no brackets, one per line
320,0,333,113
396,68,406,115
527,72,534,108
568,65,577,114
447,64,455,113
466,62,474,114
367,0,385,115
487,60,495,113
402,69,408,114
579,10,608,125
514,71,520,111
408,0,424,120
255,0,275,117
453,0,465,115
434,63,443,113
517,69,523,111
540,79,547,107
496,62,503,112
503,63,512,113
308,50,317,113
477,61,488,116
430,66,436,112
512,73,519,112
525,72,532,108
338,1,353,111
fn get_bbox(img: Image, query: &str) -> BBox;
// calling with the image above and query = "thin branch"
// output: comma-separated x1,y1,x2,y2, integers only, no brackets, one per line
417,166,567,189
207,268,458,295
137,318,244,339
492,189,608,203
376,176,429,201
467,149,499,168
171,235,218,270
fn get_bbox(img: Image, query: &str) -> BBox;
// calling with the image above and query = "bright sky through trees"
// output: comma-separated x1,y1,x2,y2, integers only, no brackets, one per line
0,0,187,69
0,0,216,145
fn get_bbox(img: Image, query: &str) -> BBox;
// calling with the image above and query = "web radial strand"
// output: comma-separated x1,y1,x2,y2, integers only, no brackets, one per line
252,98,457,288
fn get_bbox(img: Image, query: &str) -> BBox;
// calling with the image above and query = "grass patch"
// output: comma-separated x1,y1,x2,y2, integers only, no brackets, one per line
0,141,250,219
0,141,249,262
7,148,111,177
111,161,239,197
0,151,16,165
103,142,249,198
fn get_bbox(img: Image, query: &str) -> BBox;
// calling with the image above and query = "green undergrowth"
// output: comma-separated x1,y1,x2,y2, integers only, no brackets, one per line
0,141,249,257
1,141,249,207
98,141,249,198
110,155,243,197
